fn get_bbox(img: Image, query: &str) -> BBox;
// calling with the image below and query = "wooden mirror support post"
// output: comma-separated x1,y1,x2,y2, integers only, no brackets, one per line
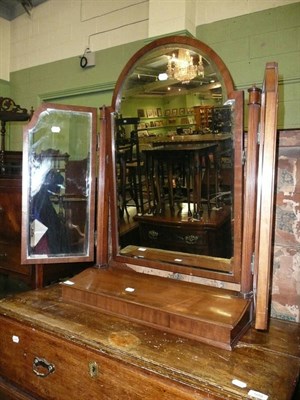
254,62,279,329
240,85,262,296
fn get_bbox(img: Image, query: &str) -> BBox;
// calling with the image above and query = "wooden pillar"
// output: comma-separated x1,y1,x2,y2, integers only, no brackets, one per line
240,86,261,296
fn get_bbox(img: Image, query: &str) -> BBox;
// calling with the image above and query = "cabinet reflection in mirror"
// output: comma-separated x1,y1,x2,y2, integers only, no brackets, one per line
111,36,243,283
21,103,97,264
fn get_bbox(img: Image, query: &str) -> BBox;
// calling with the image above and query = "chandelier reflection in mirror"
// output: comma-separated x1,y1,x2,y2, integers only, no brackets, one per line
164,49,205,84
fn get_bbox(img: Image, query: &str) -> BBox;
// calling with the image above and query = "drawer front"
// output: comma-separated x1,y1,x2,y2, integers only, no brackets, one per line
0,317,209,400
139,223,209,254
139,220,232,258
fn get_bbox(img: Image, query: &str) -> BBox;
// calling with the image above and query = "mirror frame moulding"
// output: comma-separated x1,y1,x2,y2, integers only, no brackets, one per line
109,35,245,284
21,102,98,265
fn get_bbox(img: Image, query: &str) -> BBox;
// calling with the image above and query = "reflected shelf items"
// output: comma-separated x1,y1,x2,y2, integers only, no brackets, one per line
137,105,232,138
137,113,195,136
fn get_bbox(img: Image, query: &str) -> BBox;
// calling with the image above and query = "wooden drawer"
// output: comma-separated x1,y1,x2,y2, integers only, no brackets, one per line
0,316,210,400
138,216,232,258
139,222,209,254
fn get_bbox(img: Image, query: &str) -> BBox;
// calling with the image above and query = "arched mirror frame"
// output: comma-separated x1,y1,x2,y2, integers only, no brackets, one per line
109,36,245,284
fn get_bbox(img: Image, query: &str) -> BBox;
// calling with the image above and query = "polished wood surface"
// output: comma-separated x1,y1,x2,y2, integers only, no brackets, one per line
254,62,279,329
62,267,251,350
0,285,299,400
96,106,110,267
240,87,261,295
120,244,233,272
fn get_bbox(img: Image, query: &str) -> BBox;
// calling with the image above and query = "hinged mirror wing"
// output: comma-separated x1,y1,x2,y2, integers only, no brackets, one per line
21,103,97,264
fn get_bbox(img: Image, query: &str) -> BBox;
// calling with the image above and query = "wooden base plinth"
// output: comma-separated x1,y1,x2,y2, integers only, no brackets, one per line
61,267,251,350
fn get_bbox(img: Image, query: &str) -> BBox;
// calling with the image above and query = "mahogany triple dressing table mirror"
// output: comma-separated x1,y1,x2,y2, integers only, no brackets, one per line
21,36,278,350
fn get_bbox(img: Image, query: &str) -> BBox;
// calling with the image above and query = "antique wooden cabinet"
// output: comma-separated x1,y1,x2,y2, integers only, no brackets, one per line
0,36,299,399
134,209,231,257
0,100,34,288
0,285,299,400
0,172,35,286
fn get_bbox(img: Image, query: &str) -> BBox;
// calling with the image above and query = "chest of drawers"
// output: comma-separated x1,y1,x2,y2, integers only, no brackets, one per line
0,285,299,400
135,207,232,258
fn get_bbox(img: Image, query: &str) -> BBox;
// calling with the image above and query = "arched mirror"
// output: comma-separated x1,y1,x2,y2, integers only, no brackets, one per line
21,103,97,264
110,36,244,284
60,39,277,350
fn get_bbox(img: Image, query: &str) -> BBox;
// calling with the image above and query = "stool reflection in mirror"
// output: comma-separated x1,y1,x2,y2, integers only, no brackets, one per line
116,118,144,219
133,141,232,258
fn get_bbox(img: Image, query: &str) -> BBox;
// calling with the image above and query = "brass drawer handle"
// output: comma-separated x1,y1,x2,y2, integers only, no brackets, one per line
32,357,55,378
184,235,199,245
0,253,7,259
148,230,158,240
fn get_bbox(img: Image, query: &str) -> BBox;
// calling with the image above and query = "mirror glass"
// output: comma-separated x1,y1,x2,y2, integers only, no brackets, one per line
111,37,243,282
21,104,96,263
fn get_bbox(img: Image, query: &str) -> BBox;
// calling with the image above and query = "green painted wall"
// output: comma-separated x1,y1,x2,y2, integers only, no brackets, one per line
7,41,144,150
196,2,300,130
0,80,14,150
0,80,10,97
7,2,300,151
